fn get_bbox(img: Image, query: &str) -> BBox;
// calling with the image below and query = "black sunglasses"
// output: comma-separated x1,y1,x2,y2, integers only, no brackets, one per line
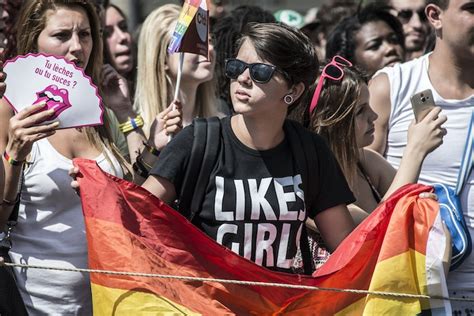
225,58,283,84
397,8,427,23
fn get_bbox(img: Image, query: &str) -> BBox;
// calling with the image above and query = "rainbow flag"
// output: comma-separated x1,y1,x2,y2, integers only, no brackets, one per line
75,159,451,314
168,0,210,58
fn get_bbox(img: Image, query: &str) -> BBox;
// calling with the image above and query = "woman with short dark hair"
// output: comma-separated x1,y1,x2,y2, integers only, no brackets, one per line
141,22,356,273
212,5,275,114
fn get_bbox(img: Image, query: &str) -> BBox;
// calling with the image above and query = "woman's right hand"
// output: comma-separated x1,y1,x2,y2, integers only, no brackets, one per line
406,107,447,157
5,102,59,161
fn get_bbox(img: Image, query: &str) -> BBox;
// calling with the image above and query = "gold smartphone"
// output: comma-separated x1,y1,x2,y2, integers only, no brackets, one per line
410,89,436,122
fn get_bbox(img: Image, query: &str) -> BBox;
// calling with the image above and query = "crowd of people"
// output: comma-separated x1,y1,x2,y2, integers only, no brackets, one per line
0,0,472,314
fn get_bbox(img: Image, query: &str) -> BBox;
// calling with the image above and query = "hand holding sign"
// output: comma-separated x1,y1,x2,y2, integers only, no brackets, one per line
3,54,103,129
5,102,60,162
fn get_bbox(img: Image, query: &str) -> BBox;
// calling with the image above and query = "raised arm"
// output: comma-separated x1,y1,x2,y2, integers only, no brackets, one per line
362,107,447,200
0,100,59,226
382,107,446,199
367,73,391,155
101,64,183,174
101,64,146,163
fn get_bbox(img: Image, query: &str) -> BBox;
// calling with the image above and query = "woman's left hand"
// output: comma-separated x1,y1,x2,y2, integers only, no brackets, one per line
148,100,183,150
101,64,133,116
406,107,447,156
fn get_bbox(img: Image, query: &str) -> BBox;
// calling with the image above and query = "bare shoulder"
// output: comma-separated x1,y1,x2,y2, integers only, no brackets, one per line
367,73,392,154
0,98,14,148
369,73,390,94
360,148,390,171
368,73,391,119
359,148,395,189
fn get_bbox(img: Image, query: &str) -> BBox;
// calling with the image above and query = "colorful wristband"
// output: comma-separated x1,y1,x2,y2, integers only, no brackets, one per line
119,115,144,133
3,151,24,166
142,141,160,157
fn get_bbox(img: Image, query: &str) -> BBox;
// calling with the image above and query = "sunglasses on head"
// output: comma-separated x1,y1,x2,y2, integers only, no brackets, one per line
309,55,352,115
225,58,285,84
397,8,427,23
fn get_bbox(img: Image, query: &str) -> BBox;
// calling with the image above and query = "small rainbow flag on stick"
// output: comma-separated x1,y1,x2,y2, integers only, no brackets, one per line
166,0,210,138
168,0,210,59
76,159,452,314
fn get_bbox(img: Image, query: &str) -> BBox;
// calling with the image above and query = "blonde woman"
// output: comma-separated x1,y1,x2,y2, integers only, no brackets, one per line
134,4,219,143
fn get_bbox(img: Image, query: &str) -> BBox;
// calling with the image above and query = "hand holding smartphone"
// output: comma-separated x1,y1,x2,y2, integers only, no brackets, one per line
410,89,437,122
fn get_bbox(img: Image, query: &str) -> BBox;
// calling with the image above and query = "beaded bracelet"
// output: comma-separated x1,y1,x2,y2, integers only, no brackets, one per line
3,150,24,166
142,141,160,157
118,115,144,133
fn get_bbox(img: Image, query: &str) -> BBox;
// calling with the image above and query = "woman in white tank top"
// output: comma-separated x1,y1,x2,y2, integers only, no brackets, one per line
0,1,130,314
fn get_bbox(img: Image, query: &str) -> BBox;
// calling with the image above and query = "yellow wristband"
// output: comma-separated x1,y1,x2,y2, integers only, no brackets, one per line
119,115,144,133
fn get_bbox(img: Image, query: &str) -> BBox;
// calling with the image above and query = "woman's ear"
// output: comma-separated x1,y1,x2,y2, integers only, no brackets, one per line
289,82,306,103
426,4,443,32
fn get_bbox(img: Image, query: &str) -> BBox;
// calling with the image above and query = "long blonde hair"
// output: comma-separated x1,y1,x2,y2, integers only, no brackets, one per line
16,0,129,175
133,4,218,136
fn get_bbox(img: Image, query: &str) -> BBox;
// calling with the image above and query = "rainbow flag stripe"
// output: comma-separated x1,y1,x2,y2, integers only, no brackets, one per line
168,0,209,58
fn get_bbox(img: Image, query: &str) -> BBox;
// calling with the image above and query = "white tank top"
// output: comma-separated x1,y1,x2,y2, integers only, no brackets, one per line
377,53,474,290
9,138,123,315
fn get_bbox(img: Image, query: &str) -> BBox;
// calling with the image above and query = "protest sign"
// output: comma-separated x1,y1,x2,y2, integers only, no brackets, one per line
3,54,103,129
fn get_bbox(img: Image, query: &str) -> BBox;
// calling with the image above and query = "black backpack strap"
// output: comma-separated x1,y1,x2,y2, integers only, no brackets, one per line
189,117,221,221
284,119,318,275
178,118,208,218
178,117,222,221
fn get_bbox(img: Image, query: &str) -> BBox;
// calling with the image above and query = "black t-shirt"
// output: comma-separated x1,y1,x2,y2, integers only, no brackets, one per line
151,116,354,273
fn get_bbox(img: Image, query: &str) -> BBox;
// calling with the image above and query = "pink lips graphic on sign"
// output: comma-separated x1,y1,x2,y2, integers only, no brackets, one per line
34,85,72,120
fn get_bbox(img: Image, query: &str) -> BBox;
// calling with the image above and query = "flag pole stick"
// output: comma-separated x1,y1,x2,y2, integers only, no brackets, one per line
173,52,184,104
168,52,184,142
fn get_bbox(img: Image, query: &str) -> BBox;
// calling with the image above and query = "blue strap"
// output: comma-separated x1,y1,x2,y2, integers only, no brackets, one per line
455,111,474,195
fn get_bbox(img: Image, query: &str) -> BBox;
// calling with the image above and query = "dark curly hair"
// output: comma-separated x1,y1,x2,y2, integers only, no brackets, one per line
326,3,405,65
426,0,449,9
2,0,24,60
316,0,360,40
